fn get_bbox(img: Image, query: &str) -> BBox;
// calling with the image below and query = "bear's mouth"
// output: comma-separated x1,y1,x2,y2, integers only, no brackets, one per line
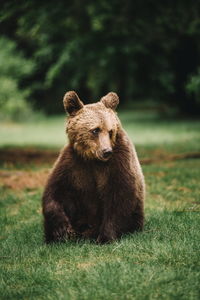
98,153,112,162
99,157,110,162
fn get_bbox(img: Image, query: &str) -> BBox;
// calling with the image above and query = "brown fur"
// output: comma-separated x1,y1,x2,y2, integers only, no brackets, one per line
42,91,145,243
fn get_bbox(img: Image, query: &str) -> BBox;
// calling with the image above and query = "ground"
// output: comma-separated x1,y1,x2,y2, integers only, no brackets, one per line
0,110,200,300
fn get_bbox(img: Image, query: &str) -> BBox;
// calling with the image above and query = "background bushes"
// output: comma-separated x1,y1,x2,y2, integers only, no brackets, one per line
1,1,200,116
0,37,34,121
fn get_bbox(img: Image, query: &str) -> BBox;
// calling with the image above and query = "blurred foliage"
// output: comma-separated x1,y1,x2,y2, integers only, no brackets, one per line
186,70,200,105
0,0,200,115
0,37,34,121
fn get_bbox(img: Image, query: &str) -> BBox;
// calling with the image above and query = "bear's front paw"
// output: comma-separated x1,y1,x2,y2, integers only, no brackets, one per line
67,227,77,239
53,226,69,242
96,232,116,244
83,227,99,240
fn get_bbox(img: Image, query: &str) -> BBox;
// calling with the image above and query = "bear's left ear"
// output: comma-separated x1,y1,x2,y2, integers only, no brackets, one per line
63,91,84,116
100,92,119,110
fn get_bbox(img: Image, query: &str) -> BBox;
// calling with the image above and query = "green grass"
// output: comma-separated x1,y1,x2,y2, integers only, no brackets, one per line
0,116,66,149
0,111,200,299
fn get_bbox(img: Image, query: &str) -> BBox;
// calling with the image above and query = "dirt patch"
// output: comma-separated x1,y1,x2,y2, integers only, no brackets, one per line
0,148,200,166
0,148,200,191
0,169,49,191
140,152,200,165
0,148,58,165
0,149,200,191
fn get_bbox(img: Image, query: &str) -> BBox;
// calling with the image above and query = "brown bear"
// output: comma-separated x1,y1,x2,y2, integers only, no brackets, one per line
42,91,145,244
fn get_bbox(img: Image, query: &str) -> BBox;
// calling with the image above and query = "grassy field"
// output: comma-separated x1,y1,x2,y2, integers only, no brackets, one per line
0,110,200,300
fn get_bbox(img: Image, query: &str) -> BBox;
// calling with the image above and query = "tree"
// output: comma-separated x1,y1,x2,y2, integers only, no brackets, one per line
1,0,200,115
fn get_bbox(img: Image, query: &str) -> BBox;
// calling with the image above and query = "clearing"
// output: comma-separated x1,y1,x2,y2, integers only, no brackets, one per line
0,111,200,300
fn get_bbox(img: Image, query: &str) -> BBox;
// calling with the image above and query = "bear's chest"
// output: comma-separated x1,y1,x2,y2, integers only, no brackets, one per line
70,164,110,192
93,166,110,190
70,167,95,191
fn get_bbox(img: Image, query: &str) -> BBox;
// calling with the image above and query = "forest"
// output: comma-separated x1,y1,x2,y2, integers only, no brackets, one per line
1,0,200,116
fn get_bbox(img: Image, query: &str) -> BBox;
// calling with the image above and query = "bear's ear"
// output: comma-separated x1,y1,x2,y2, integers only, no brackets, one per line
63,91,84,116
100,92,119,110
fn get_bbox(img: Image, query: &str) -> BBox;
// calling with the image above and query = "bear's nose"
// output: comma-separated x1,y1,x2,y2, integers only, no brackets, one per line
102,148,113,159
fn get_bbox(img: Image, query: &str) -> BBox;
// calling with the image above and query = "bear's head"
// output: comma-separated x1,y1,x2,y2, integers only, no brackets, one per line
63,91,121,161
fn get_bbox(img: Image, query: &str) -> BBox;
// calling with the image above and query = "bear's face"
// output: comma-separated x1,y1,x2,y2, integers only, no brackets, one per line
63,91,120,161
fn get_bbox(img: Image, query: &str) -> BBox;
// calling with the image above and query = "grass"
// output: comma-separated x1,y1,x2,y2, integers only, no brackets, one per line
0,110,200,299
0,116,66,149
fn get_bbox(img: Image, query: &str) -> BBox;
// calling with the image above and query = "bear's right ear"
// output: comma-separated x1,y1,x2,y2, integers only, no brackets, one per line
63,91,84,116
100,92,119,110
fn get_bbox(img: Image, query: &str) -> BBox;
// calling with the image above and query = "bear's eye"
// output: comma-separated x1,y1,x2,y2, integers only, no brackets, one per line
91,127,101,135
109,130,113,138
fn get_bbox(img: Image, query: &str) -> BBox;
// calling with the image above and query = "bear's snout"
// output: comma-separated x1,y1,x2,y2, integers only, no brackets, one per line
102,148,113,159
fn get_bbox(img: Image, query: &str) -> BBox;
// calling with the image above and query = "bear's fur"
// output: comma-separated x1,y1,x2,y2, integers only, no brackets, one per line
42,91,145,243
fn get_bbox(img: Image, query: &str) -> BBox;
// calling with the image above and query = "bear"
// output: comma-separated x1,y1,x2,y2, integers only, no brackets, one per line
42,91,145,244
